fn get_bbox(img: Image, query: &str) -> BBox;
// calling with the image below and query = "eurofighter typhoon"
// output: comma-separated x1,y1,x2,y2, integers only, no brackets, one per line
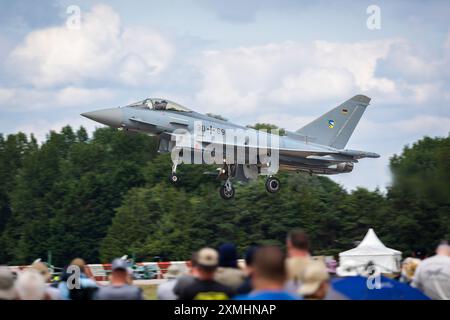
82,95,379,199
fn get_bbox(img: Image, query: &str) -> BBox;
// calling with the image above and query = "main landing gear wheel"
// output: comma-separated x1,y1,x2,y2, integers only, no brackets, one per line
219,181,235,200
265,177,281,193
169,173,179,184
169,159,180,185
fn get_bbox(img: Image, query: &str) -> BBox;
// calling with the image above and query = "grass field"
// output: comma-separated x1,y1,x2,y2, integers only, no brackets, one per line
138,284,158,300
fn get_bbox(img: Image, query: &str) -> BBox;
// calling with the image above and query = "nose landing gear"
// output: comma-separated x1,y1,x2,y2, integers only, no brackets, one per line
265,176,281,193
220,179,235,200
169,173,178,184
169,160,179,184
218,164,235,200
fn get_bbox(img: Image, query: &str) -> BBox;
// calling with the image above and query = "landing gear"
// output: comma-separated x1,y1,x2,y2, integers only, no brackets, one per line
220,179,235,200
218,164,235,200
169,173,179,184
265,176,281,193
169,159,179,184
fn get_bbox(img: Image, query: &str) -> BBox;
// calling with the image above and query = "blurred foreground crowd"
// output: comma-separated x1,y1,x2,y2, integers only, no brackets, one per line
0,230,449,300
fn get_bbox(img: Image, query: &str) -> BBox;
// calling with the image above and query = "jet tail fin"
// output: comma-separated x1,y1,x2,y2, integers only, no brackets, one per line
296,95,371,149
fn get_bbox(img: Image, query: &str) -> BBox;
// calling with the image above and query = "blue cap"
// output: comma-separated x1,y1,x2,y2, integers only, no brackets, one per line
111,258,128,271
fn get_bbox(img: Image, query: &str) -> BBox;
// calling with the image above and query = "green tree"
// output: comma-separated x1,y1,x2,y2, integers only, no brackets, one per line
100,187,163,261
385,135,450,253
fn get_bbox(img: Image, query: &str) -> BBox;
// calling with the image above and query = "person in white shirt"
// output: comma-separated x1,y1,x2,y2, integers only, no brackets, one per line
412,243,450,300
157,265,182,300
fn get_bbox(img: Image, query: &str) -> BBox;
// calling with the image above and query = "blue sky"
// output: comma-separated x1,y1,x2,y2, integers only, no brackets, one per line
1,0,449,191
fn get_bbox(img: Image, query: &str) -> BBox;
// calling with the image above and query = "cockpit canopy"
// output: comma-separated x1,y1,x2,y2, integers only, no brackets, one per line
126,98,192,112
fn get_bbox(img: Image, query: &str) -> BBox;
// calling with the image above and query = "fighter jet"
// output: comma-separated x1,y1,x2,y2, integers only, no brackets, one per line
81,95,379,200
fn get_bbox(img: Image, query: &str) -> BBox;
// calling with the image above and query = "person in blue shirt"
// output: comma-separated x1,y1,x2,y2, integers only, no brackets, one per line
235,245,300,300
57,258,98,300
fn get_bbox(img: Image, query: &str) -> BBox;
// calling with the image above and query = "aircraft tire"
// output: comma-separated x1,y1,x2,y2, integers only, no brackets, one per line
169,173,179,184
219,184,235,200
265,177,281,193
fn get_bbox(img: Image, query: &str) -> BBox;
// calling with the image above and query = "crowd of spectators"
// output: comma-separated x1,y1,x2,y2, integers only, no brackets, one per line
0,229,449,300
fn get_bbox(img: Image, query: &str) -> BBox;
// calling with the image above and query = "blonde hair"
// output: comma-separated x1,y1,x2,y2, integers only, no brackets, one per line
70,258,87,273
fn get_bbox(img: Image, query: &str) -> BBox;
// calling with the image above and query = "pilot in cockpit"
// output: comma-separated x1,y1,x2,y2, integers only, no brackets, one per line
154,100,168,110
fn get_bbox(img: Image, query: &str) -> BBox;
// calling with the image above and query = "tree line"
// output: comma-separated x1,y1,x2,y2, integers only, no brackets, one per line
0,126,448,266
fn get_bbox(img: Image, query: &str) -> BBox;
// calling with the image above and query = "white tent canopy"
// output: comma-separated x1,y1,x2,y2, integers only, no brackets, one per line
337,228,402,276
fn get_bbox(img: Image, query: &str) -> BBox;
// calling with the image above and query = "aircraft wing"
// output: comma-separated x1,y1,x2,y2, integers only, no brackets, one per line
168,133,378,160
278,148,338,158
172,135,339,158
338,149,380,159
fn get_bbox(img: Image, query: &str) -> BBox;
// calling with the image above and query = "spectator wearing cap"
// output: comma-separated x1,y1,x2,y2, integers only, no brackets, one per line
58,257,98,300
31,261,61,300
157,264,182,300
285,229,312,292
299,260,346,300
0,267,16,300
214,243,246,290
236,245,258,295
177,248,235,300
235,246,299,300
95,258,143,300
299,260,333,299
412,242,450,300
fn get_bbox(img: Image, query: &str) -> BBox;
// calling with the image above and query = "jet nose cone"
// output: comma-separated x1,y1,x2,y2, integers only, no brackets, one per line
81,108,123,128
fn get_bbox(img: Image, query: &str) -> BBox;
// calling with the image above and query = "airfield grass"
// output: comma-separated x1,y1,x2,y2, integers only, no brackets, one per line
138,284,158,300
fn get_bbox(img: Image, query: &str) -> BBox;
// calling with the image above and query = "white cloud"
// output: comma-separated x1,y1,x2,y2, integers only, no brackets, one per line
0,88,15,105
269,67,355,104
8,4,174,88
311,40,397,93
0,86,116,111
0,4,174,112
379,40,449,81
194,40,400,117
118,27,173,86
391,115,450,135
54,86,117,108
193,34,450,118
196,40,396,116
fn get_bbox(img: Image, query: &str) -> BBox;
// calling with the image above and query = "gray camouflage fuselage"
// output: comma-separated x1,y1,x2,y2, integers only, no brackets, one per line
81,95,379,181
